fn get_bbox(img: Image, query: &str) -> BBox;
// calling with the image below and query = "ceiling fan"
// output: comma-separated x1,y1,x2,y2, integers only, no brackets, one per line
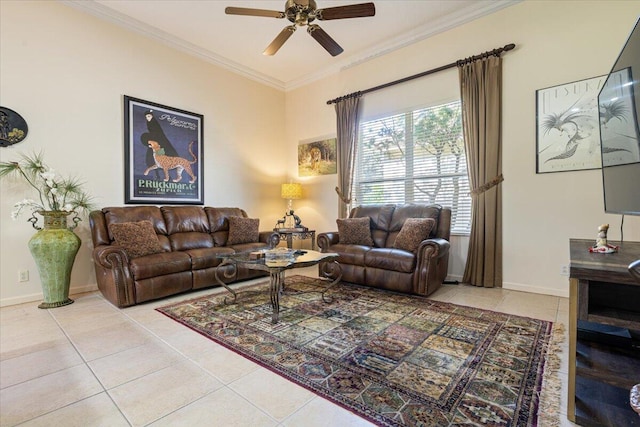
225,1,375,57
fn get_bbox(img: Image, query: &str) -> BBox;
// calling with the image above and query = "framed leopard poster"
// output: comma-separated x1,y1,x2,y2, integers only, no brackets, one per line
124,96,204,204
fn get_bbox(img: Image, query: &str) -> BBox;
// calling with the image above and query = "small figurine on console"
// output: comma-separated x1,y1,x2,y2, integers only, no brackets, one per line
589,223,619,253
291,210,305,229
273,210,307,231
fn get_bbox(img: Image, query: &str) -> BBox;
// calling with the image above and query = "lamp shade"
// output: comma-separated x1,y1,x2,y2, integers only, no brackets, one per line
281,183,302,199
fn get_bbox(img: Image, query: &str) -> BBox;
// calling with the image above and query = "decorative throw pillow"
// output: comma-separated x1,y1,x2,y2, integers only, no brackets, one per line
109,220,165,259
393,218,436,252
227,216,260,245
337,217,374,246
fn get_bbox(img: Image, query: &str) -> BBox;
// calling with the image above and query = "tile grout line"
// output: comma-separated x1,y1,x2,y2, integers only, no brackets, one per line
14,307,135,427
114,293,280,426
47,298,228,427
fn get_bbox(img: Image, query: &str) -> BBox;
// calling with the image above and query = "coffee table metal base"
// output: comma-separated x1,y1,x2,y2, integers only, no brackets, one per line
213,264,239,305
215,259,342,324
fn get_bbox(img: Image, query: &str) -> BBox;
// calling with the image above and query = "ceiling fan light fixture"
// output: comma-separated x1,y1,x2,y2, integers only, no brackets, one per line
295,12,309,26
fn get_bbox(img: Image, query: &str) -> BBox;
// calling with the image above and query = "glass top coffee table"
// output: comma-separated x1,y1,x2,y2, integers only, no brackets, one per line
214,249,342,324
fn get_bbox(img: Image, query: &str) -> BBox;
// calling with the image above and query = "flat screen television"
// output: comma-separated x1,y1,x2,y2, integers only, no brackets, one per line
598,17,640,216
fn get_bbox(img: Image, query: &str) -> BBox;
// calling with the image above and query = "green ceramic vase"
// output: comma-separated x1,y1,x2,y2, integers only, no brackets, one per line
28,211,81,309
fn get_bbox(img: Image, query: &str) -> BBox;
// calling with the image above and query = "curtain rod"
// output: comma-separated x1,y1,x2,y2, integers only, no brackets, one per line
326,43,516,105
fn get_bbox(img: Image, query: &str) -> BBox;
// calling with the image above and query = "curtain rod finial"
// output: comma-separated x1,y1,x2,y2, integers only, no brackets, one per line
504,43,516,52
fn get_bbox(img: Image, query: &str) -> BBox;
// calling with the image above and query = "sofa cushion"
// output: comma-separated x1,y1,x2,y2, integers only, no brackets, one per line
187,247,235,270
337,217,374,246
393,218,436,252
205,207,248,246
104,206,167,238
350,204,396,247
365,248,416,273
330,244,370,266
390,205,441,236
162,206,210,234
109,220,165,259
227,216,260,245
129,252,193,280
169,232,214,251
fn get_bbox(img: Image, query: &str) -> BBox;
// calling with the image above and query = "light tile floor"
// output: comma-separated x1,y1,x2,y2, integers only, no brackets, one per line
0,269,579,427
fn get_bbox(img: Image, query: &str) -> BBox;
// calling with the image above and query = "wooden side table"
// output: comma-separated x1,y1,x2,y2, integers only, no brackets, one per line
276,229,316,250
568,239,640,426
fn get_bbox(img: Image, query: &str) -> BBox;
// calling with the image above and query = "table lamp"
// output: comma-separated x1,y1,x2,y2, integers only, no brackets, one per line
277,183,305,230
281,183,302,211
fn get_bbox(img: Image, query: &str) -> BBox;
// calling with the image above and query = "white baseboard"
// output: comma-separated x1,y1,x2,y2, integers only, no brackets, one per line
445,273,569,298
0,284,98,308
502,281,569,298
444,274,463,283
69,284,99,296
0,292,44,307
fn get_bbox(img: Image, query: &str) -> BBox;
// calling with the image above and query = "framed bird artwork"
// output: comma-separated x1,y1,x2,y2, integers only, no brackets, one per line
536,75,606,173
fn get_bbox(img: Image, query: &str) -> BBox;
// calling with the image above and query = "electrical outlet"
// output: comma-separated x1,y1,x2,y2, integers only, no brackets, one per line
560,265,569,276
19,270,29,282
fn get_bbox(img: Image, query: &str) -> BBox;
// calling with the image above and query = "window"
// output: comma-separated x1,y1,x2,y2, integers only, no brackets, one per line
353,100,471,234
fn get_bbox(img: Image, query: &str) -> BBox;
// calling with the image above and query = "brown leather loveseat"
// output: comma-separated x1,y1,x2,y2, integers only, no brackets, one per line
317,204,451,297
89,206,279,308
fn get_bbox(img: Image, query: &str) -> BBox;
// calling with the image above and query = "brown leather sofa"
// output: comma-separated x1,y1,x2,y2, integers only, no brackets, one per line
317,204,451,297
89,206,279,308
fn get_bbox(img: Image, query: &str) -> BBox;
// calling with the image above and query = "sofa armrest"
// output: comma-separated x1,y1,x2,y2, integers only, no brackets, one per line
92,245,136,308
317,232,340,252
414,238,450,296
259,231,281,249
94,245,129,268
417,238,450,261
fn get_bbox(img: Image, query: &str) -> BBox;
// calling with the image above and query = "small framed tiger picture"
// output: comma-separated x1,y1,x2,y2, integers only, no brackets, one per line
123,96,204,204
298,136,337,177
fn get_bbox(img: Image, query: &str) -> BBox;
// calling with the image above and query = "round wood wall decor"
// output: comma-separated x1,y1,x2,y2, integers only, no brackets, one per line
0,107,29,147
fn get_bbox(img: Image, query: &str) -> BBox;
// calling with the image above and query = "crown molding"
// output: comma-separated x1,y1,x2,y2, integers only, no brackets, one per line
342,0,520,71
59,0,287,91
60,0,521,93
284,0,522,91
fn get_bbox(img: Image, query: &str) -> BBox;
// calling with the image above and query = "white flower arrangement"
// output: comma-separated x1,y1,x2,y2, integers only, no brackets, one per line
0,152,94,221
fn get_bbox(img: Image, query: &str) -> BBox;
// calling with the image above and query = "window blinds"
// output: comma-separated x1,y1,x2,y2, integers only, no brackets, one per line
353,100,471,234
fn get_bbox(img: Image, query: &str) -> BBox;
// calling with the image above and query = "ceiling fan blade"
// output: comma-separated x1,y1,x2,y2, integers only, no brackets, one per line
316,2,375,20
225,7,285,19
307,25,343,56
264,26,296,56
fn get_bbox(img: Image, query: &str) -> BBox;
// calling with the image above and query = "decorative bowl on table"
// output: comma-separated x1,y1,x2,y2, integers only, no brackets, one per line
264,247,296,266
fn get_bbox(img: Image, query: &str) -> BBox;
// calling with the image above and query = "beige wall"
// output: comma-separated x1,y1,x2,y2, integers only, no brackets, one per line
0,1,286,306
2,1,640,306
285,0,640,297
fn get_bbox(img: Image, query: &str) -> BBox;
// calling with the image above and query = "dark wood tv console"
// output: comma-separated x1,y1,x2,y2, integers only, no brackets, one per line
568,239,640,426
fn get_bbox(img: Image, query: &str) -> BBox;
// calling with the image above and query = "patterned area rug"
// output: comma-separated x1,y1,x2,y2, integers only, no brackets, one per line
157,275,559,427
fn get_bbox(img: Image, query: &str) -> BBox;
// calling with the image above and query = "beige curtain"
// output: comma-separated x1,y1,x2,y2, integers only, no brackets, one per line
334,95,362,218
458,55,503,288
